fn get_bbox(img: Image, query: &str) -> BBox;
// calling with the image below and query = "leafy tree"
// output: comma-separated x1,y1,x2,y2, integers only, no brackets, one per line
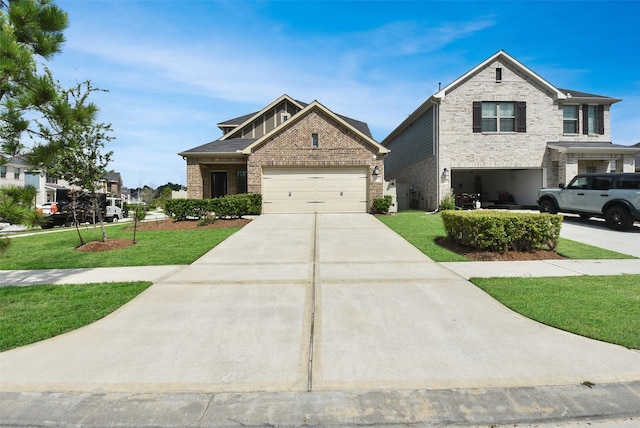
0,0,68,159
32,79,114,243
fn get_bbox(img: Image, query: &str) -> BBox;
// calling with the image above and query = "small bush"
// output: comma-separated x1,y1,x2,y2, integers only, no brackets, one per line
441,210,562,253
438,193,457,211
372,195,393,214
198,214,217,226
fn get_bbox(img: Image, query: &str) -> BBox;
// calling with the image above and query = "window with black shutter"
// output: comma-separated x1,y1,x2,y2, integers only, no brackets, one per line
472,102,482,133
473,101,525,133
583,105,605,135
516,102,526,133
597,105,605,135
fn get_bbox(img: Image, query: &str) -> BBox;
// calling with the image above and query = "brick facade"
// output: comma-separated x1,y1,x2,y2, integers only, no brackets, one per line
182,98,386,211
247,109,384,202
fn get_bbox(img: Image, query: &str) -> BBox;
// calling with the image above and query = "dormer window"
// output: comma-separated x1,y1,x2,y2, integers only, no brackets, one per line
281,113,289,122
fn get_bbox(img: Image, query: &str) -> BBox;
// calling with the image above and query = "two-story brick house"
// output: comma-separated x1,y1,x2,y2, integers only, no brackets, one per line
180,95,388,213
383,50,640,211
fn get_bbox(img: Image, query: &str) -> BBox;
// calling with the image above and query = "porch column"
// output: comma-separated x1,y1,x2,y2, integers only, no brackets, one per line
621,155,636,172
563,157,578,185
186,161,204,199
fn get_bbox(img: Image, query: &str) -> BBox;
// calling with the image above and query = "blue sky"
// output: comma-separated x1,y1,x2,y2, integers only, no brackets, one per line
48,0,640,189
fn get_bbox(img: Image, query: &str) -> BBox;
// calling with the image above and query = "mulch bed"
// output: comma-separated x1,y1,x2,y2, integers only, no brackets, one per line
75,218,251,252
435,236,564,261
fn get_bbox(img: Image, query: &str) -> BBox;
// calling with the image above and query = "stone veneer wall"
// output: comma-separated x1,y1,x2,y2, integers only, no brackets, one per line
247,109,384,205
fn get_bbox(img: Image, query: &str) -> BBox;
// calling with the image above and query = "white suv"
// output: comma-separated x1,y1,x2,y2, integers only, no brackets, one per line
538,173,640,231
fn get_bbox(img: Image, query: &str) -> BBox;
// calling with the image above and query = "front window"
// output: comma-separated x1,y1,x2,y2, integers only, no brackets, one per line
237,171,247,194
0,166,6,178
563,105,578,134
312,133,319,147
482,102,515,132
587,105,597,134
13,167,20,180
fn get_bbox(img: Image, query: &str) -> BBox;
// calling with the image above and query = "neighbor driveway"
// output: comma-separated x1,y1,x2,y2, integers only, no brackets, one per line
1,214,639,394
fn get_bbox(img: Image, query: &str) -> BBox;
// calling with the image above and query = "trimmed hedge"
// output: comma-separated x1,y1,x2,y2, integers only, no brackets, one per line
165,194,262,220
441,210,562,253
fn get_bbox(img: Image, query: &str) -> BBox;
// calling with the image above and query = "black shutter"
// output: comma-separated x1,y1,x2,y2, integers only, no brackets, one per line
516,102,526,133
582,105,589,134
472,102,481,133
597,105,605,134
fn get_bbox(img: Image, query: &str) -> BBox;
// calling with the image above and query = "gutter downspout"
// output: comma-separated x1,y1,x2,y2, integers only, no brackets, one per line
429,97,441,211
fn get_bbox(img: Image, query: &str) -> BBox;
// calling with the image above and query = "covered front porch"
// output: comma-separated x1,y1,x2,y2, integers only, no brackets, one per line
547,142,639,187
185,156,248,199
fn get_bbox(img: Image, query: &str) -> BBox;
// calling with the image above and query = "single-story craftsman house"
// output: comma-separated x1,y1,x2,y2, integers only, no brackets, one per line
382,50,640,211
179,95,388,213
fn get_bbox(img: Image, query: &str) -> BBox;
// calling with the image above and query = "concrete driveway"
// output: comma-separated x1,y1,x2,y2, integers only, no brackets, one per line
560,215,640,257
1,214,639,395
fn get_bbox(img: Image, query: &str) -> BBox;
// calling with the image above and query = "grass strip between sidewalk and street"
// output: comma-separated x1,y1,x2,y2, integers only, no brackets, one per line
0,282,152,352
377,210,634,262
472,275,640,349
0,224,241,270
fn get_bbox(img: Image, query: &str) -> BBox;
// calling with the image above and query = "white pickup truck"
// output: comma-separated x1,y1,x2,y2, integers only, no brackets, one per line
537,173,640,231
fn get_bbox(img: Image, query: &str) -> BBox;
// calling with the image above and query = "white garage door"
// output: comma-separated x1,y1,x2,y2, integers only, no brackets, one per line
262,167,368,213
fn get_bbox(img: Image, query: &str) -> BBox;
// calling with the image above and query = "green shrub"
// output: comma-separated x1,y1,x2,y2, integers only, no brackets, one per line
372,195,393,214
441,210,562,253
438,193,458,211
165,194,262,220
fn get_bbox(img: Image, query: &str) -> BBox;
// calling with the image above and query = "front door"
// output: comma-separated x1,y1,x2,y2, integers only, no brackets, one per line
211,172,227,198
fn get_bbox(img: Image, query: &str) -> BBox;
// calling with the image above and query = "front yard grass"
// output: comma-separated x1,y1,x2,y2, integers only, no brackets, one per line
0,224,241,270
378,210,634,262
472,275,640,349
0,282,152,351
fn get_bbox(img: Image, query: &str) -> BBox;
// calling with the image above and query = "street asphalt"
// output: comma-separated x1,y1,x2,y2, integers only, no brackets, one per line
1,213,639,427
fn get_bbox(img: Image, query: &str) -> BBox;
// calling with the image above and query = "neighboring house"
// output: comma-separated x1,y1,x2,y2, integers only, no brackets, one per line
179,95,388,213
0,155,49,205
1,155,125,206
382,50,640,211
106,172,123,197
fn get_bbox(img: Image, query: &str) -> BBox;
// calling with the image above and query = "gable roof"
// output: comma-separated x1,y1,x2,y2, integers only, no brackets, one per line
181,95,380,156
435,50,564,100
241,100,388,155
383,50,622,146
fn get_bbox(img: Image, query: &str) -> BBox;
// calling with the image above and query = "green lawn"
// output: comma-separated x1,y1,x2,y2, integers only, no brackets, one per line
472,275,640,349
0,282,152,351
0,223,241,269
378,210,634,261
377,211,468,262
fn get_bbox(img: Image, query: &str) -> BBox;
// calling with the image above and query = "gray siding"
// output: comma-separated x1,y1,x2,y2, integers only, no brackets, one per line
384,106,434,175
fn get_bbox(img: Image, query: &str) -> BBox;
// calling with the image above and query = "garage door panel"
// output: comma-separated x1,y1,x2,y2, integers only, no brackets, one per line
262,167,367,213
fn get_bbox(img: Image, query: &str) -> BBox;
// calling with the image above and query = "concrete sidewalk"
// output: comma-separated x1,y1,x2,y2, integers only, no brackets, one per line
1,214,640,427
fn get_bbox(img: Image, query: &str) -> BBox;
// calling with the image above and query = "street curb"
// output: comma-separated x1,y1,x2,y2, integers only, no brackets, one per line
2,381,639,427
